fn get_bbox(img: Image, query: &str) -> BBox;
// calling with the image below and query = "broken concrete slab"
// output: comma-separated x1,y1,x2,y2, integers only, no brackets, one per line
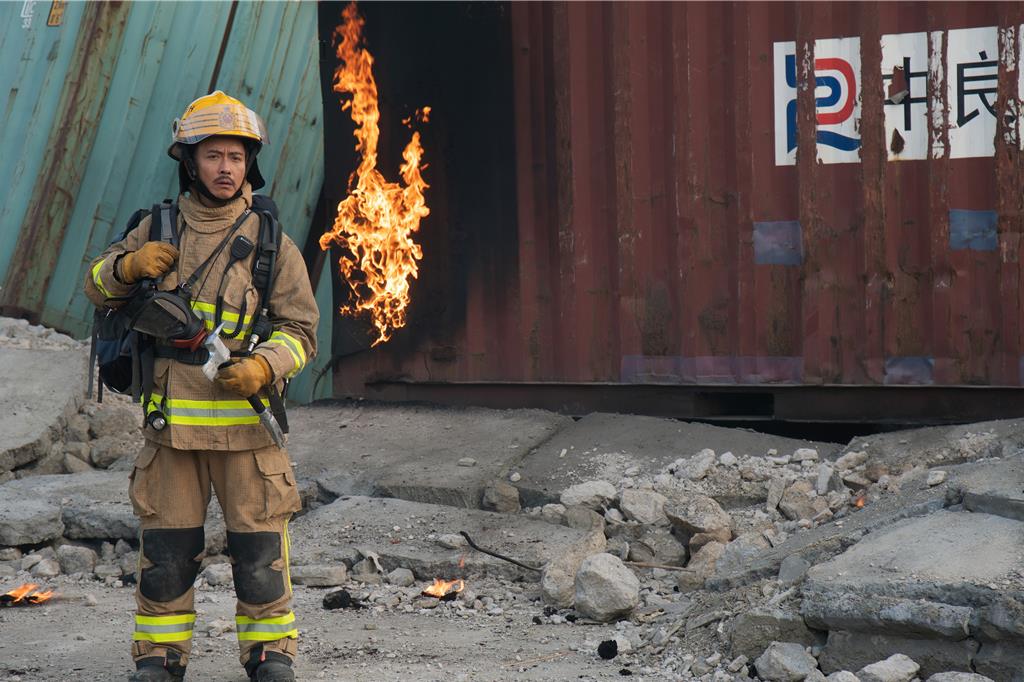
840,419,1024,475
952,455,1024,523
286,402,571,509
803,507,1024,675
817,631,977,678
0,348,86,473
287,495,590,582
0,471,136,546
727,606,821,659
708,468,949,590
513,413,840,507
0,497,64,546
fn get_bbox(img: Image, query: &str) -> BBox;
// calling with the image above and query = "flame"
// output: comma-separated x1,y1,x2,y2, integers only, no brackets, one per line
27,590,54,604
2,583,54,605
422,578,464,598
320,2,430,347
853,492,866,509
4,583,38,602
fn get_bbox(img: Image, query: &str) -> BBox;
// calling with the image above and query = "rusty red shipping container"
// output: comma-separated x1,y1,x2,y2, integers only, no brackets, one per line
319,2,1024,422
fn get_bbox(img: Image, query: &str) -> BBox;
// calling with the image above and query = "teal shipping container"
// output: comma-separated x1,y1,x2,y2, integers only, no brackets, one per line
0,0,331,402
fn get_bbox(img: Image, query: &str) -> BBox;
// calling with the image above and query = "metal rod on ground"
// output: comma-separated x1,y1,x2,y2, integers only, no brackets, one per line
459,531,543,572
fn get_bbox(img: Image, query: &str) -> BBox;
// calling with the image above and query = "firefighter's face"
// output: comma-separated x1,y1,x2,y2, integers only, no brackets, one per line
195,136,247,199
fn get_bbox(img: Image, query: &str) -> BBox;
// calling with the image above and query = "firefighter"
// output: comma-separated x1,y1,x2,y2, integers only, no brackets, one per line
83,91,319,682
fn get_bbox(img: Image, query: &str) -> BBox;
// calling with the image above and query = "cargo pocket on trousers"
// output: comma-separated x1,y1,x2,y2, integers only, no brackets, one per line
253,448,302,521
129,443,159,518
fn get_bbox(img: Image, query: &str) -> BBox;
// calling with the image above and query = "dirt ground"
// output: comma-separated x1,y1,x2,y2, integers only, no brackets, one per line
0,579,650,682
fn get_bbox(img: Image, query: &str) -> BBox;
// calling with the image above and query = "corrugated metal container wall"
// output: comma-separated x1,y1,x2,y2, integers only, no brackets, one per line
332,1,1024,401
0,0,330,402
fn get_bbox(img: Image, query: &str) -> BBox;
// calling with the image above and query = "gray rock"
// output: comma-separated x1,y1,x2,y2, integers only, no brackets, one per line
664,493,732,545
767,477,788,512
386,567,415,587
754,641,819,681
115,539,132,556
290,564,348,587
825,674,861,682
93,563,122,578
0,497,63,545
0,563,16,578
604,507,625,524
560,481,616,510
351,558,382,584
715,531,772,576
31,558,60,577
624,526,687,566
678,540,725,592
118,551,138,579
574,552,639,622
88,403,139,440
925,675,994,682
817,464,846,496
456,457,477,467
856,654,919,682
778,555,811,585
792,448,820,463
436,533,467,549
619,489,668,525
563,505,605,533
201,563,233,587
729,607,818,660
927,470,948,486
779,480,828,521
806,671,828,682
57,544,98,575
63,452,93,474
89,434,140,469
677,448,718,480
66,414,91,443
720,451,738,467
835,451,868,471
65,441,91,463
540,529,606,608
481,480,520,513
0,548,22,561
540,503,566,525
24,448,66,476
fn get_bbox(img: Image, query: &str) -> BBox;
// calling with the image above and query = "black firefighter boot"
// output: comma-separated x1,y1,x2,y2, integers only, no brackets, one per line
128,652,186,681
246,649,295,682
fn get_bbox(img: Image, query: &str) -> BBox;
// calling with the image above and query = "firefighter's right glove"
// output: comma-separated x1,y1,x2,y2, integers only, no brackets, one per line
117,242,179,284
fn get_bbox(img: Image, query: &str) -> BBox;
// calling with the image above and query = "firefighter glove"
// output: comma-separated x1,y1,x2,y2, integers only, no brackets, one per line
214,354,272,397
118,242,179,283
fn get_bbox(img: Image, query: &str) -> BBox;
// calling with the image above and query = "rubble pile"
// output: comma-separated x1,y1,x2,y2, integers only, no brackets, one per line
4,316,1024,679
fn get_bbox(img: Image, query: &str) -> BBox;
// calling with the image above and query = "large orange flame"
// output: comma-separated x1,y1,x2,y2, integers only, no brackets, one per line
320,2,430,347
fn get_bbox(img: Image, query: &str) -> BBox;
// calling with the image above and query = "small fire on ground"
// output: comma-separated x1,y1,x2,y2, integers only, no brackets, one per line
422,578,464,601
320,1,431,347
1,583,54,606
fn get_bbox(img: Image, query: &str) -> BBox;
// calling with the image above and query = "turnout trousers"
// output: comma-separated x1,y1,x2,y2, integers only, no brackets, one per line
128,441,302,672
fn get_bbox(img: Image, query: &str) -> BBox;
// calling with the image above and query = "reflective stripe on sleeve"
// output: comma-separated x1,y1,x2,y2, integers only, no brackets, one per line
133,613,195,643
267,331,306,377
91,259,112,298
235,612,298,641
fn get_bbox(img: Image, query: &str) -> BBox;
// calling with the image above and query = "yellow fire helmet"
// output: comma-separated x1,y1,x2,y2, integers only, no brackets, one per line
168,90,269,191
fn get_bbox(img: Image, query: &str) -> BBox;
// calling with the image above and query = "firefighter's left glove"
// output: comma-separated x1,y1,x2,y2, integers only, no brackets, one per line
214,354,273,398
118,242,179,284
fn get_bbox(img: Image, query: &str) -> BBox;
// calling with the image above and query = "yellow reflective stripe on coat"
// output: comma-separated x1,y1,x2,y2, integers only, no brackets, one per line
267,330,306,377
91,259,112,298
133,613,195,642
235,612,298,641
144,394,270,427
190,300,252,336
